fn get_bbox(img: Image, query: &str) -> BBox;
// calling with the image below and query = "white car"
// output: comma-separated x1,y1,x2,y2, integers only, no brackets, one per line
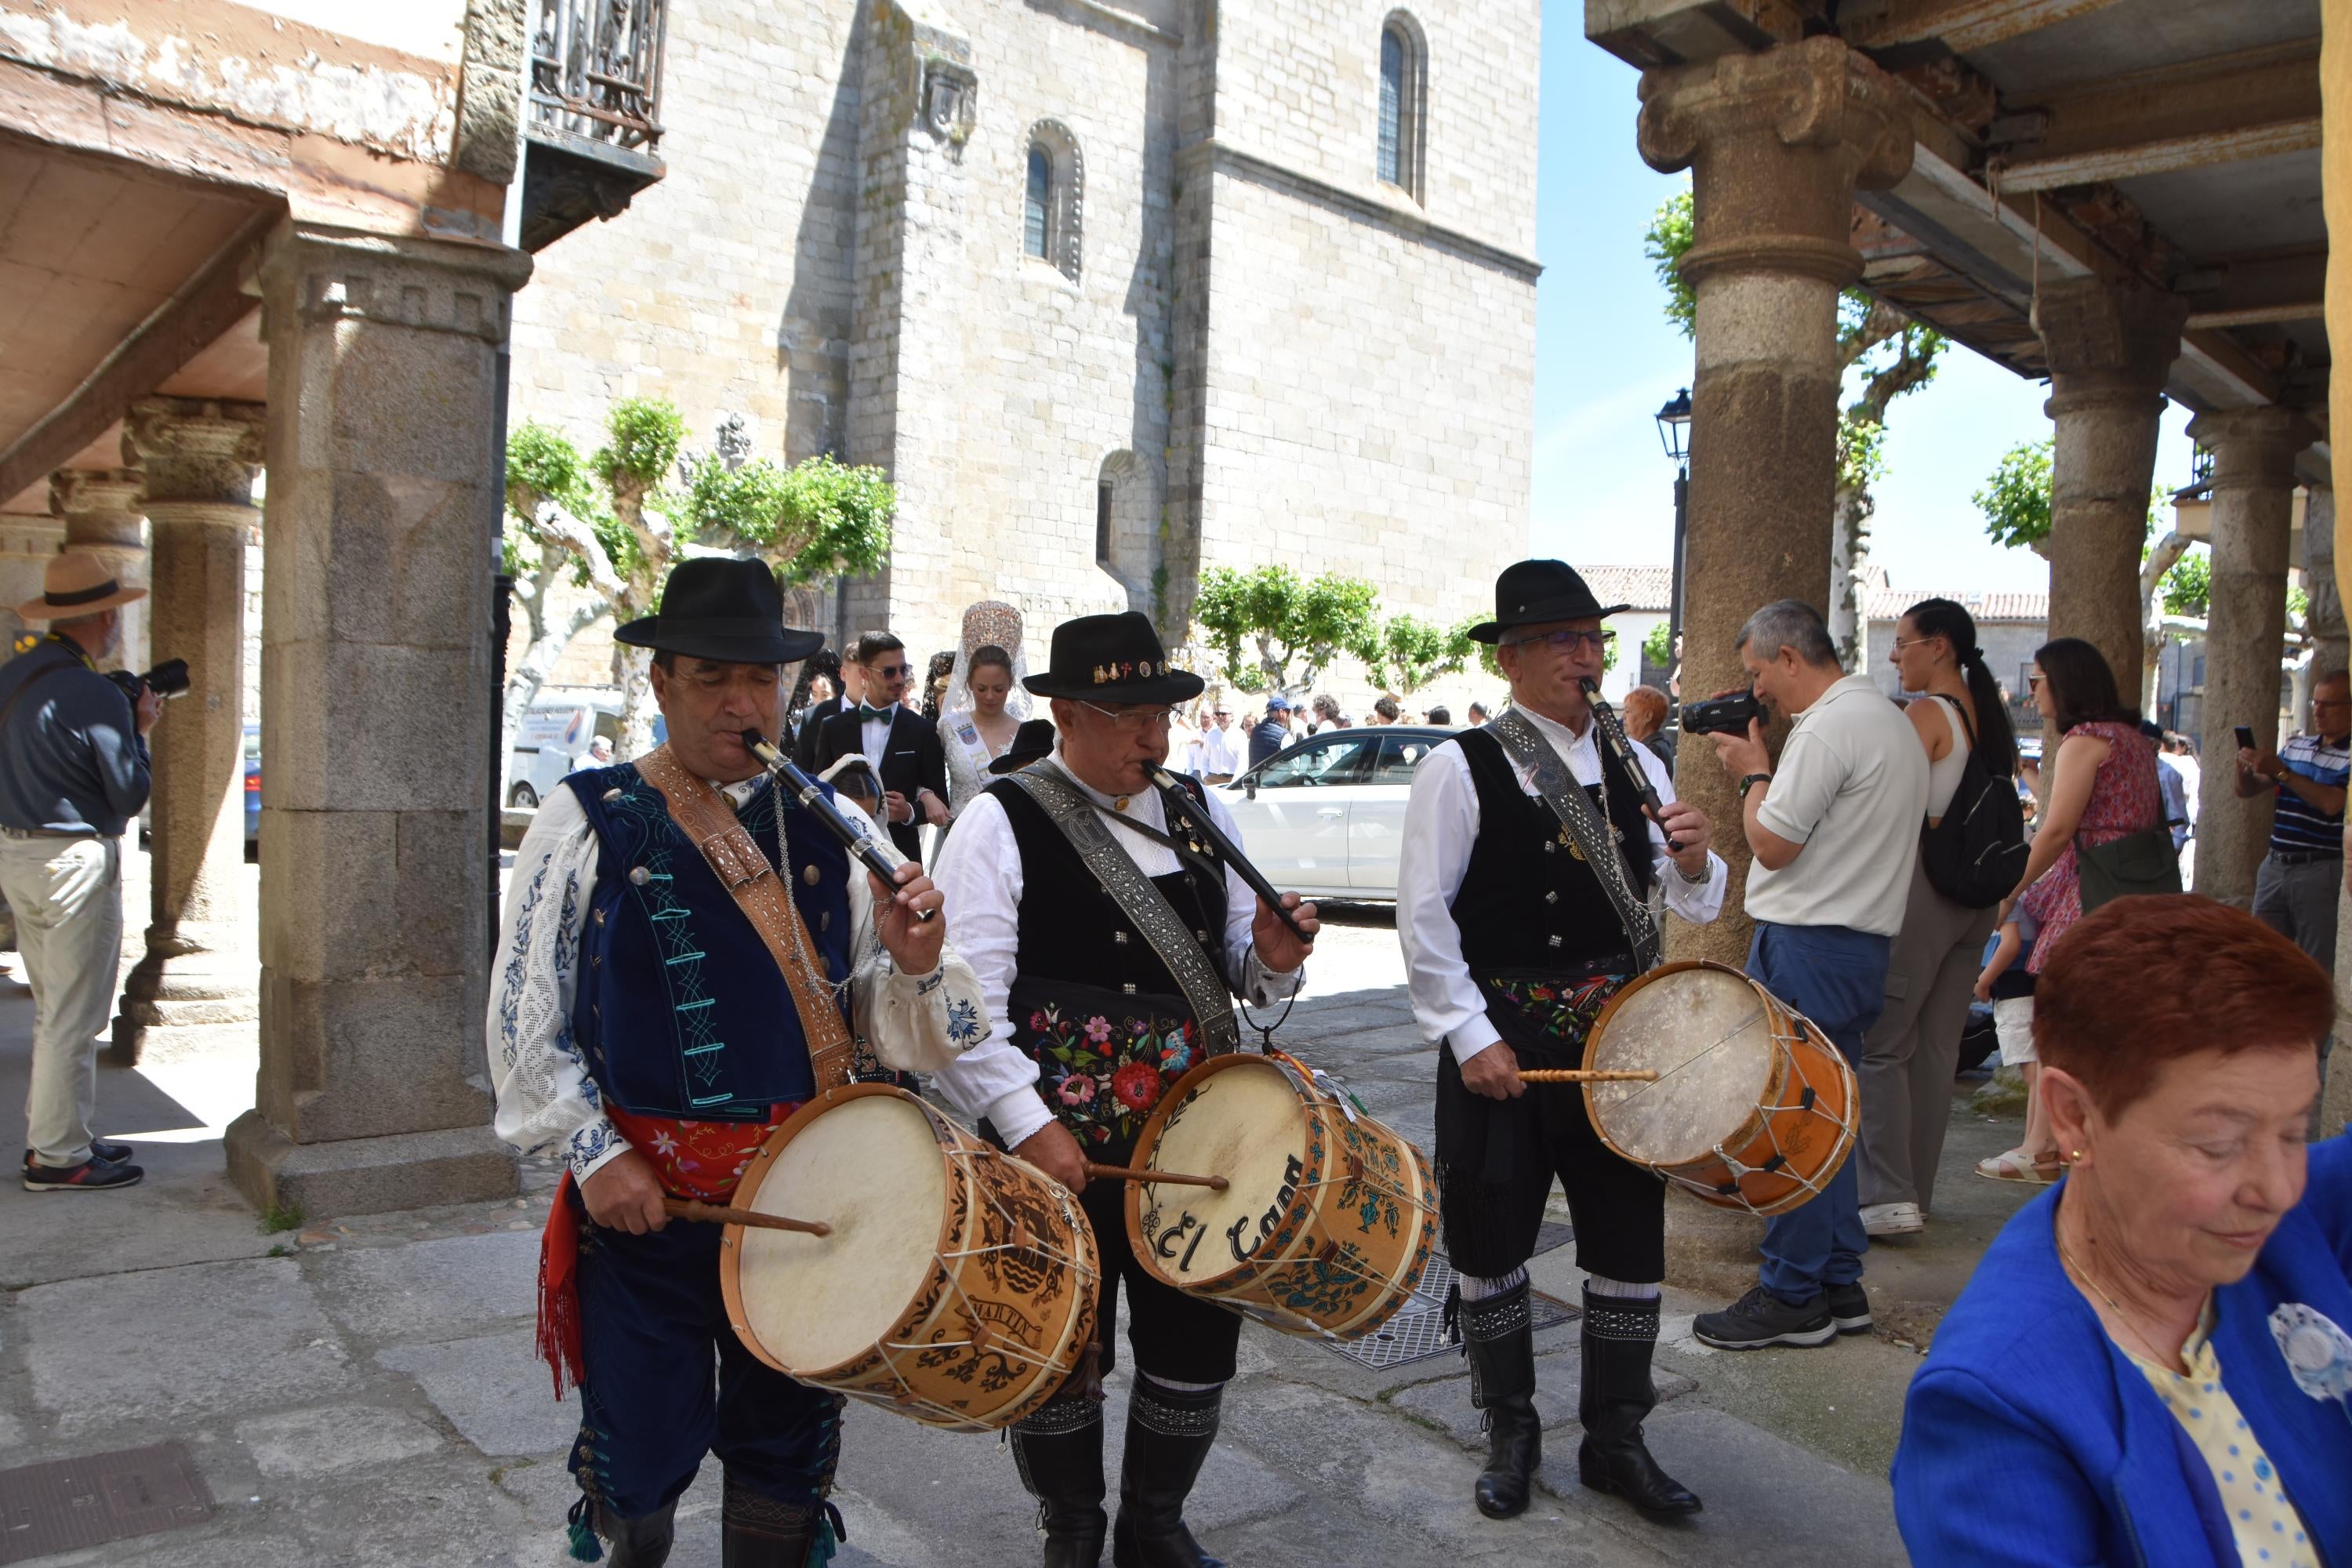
1214,725,1454,902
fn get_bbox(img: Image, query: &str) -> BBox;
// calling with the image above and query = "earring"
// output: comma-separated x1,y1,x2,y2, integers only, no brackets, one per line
2071,1150,2084,1162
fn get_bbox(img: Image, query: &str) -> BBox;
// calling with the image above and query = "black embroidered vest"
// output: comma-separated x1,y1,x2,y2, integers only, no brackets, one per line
1450,725,1654,975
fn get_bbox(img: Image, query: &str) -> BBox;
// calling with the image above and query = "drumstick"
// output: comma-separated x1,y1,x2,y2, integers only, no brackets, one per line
1517,1069,1661,1084
662,1198,833,1236
1084,1162,1229,1192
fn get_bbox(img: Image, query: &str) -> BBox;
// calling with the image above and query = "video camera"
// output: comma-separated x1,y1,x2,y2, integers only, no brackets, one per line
1679,691,1765,737
105,657,191,705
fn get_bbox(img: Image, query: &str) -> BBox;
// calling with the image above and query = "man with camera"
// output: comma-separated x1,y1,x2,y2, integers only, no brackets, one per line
1694,599,1927,1350
0,554,165,1192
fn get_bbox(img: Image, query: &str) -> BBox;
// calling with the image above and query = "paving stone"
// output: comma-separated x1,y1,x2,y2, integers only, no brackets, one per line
310,1230,541,1343
376,1330,580,1457
18,1258,358,1436
236,1403,448,1478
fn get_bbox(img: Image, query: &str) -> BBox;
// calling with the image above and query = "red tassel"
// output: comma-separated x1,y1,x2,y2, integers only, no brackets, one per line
537,1171,586,1401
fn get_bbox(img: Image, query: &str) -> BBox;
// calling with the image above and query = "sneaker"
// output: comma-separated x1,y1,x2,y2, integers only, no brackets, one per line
1825,1280,1872,1336
1693,1286,1835,1351
22,1154,144,1192
1860,1201,1922,1236
24,1141,132,1167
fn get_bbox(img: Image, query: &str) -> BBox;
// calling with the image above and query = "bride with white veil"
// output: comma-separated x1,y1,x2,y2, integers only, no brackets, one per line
939,601,1035,818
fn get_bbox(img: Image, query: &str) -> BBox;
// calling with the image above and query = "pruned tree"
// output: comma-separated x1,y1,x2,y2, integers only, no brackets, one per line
1192,565,1381,695
1646,189,1944,666
1363,613,1475,695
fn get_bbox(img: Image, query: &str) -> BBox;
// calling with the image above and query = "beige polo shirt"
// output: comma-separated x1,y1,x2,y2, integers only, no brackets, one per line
1745,674,1928,937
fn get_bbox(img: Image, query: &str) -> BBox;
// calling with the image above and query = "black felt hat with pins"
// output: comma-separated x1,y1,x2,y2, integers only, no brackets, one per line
1466,559,1631,644
1023,612,1204,706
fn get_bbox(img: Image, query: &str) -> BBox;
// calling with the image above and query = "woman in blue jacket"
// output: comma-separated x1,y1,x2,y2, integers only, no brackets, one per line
1894,894,2352,1566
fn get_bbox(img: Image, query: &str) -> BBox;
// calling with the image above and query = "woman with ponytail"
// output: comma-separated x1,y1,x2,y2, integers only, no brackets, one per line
1857,598,2020,1236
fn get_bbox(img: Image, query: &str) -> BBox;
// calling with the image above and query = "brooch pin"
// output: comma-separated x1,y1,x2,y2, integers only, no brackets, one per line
2271,1302,2352,1417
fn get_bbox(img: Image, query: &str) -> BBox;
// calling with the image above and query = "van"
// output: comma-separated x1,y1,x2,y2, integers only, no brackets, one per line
508,689,625,808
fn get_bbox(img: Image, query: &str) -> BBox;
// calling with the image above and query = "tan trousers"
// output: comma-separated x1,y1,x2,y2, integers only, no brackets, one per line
0,833,121,1167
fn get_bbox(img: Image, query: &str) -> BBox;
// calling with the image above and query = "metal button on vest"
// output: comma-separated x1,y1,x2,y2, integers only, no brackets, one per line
803,865,822,886
1544,890,1559,905
1543,840,1555,854
628,866,651,886
1195,931,1208,943
820,910,831,931
1113,931,1129,945
1122,982,1138,994
602,788,623,803
1548,935,1563,949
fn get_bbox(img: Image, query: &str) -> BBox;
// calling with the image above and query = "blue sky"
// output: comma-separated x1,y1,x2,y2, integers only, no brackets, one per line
1526,28,2198,596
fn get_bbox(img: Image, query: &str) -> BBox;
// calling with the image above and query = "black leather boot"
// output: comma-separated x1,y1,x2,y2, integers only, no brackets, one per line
583,1498,676,1566
1459,1281,1542,1519
1111,1379,1225,1568
1576,1288,1701,1519
720,1475,848,1567
1011,1392,1110,1568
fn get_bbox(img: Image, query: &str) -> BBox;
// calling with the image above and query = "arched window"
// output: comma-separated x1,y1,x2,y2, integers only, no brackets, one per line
1022,122,1085,281
1377,15,1425,200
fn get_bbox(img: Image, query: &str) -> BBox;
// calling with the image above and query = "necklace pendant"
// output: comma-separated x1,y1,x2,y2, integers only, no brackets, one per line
1113,794,1131,811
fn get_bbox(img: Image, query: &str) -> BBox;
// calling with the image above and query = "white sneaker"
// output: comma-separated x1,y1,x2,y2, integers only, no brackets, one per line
1861,1201,1922,1236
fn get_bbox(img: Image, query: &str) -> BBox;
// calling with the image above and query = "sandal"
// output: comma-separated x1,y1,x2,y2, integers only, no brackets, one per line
1976,1148,2060,1185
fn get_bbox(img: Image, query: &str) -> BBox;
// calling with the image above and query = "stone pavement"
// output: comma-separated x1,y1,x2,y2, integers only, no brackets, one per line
0,903,2028,1566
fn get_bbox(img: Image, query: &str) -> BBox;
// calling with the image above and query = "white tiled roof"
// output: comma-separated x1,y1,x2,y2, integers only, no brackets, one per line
1582,565,1674,612
1865,588,2048,623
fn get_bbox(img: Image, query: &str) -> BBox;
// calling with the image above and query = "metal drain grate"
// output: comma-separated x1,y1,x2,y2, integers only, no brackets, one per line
0,1442,212,1563
1315,1217,1581,1373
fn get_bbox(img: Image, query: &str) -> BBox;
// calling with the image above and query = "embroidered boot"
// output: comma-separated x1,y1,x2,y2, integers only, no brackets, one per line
1010,1392,1110,1568
1461,1281,1542,1519
584,1498,676,1566
720,1475,847,1567
1577,1288,1701,1518
1111,1380,1225,1568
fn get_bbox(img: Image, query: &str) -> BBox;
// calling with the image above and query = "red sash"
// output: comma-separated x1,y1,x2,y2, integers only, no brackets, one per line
535,1103,798,1399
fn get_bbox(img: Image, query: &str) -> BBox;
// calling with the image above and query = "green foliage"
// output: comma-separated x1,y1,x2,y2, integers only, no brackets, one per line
596,397,686,488
2289,583,2310,628
260,1202,305,1235
680,452,895,585
1643,619,1673,672
1976,438,2054,550
1645,188,1697,340
1837,412,1889,496
506,420,592,521
1366,613,1475,695
1192,565,1381,692
2161,546,2210,617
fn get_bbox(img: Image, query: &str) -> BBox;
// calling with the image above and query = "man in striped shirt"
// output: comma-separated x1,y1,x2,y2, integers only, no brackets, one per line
2236,670,2351,969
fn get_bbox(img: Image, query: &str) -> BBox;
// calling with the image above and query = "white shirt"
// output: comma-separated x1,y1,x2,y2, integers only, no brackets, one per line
926,752,1305,1149
858,700,898,770
487,775,986,1182
1746,674,1929,938
1396,706,1728,1063
1198,726,1241,776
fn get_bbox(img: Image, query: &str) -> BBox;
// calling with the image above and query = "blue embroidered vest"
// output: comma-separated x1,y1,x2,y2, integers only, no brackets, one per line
565,763,852,1120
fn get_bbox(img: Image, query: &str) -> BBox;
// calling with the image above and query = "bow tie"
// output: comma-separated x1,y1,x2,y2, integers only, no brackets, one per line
856,703,895,722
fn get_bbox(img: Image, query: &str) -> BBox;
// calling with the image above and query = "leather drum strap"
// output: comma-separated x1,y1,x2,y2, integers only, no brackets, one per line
633,746,856,1091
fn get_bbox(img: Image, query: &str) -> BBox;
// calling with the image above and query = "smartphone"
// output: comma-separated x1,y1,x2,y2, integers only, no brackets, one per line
2235,724,2256,753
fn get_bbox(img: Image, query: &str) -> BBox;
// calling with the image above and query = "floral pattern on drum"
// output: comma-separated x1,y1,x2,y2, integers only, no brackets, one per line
1028,1003,1199,1147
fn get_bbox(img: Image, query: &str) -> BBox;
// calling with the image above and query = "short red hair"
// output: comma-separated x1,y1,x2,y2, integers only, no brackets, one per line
2034,895,2335,1117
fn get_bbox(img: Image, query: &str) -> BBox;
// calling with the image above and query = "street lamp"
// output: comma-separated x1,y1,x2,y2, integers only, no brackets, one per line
1655,387,1692,695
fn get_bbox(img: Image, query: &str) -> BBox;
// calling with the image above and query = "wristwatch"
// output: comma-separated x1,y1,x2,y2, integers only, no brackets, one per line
1739,771,1772,800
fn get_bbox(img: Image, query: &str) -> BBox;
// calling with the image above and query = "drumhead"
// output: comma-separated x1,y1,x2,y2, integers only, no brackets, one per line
1587,965,1779,1167
1142,1058,1309,1284
734,1094,946,1372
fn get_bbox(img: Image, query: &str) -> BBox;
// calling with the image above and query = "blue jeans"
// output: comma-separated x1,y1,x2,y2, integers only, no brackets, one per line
1747,920,1893,1304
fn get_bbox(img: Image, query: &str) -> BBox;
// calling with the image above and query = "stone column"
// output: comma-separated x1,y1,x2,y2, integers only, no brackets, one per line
0,508,67,651
48,468,148,673
2187,406,2316,906
223,223,533,1218
2306,483,2347,681
111,398,267,1066
1637,37,1913,964
2035,276,2186,696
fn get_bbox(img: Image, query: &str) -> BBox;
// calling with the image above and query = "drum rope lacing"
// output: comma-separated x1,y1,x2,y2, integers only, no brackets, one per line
1674,1011,1856,1212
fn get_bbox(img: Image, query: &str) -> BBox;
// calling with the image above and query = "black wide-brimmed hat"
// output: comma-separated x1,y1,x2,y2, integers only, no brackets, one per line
612,557,824,665
1465,559,1631,644
987,718,1059,775
1023,612,1205,705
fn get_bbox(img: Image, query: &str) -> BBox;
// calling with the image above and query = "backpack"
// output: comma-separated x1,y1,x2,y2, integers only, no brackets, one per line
1918,695,2029,909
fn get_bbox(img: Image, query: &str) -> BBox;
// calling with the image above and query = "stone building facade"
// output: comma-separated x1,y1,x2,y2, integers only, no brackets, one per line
507,0,1541,662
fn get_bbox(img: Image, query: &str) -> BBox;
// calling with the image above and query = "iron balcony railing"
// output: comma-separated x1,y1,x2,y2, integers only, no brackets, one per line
531,0,668,154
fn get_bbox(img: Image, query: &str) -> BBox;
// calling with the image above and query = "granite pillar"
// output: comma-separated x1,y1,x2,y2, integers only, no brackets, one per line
2187,405,2314,908
1637,36,1913,964
2035,277,2186,698
0,508,67,650
111,398,267,1067
47,468,148,674
223,223,533,1218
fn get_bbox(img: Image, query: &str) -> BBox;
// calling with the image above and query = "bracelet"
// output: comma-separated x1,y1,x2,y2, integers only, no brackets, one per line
1675,858,1708,884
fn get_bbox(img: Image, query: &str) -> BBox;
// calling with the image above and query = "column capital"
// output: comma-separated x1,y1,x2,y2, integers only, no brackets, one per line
258,221,534,347
126,397,267,513
48,466,145,522
2187,405,2317,490
2036,276,2187,410
1637,38,1915,287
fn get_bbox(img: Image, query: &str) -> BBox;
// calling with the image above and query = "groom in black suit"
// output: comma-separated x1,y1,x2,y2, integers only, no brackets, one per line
814,630,948,863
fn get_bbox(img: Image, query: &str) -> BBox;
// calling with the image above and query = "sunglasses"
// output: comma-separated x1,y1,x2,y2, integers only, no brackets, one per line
871,663,911,678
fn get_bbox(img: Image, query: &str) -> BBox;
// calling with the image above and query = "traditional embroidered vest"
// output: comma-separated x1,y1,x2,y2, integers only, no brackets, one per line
565,764,852,1120
991,775,1229,1156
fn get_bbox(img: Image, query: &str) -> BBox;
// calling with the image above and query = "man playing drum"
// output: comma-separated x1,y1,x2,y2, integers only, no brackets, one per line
1396,560,1726,1523
927,612,1319,1568
488,558,984,1567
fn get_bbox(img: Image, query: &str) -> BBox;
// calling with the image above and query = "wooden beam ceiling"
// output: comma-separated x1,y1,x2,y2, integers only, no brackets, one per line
1839,0,2130,53
1995,117,2321,193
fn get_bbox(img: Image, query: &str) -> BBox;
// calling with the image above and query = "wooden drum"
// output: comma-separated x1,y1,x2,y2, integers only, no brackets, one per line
717,1083,1099,1431
1126,1053,1439,1340
1581,960,1857,1217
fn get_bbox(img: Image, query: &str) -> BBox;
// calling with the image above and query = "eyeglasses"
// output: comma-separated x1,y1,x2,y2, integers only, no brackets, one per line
2317,698,2351,710
2027,674,2044,691
1503,629,1615,654
872,663,910,678
1075,699,1176,729
1890,637,1941,653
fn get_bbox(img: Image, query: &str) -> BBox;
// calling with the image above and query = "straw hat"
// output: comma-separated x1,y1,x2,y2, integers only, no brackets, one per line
14,552,147,622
